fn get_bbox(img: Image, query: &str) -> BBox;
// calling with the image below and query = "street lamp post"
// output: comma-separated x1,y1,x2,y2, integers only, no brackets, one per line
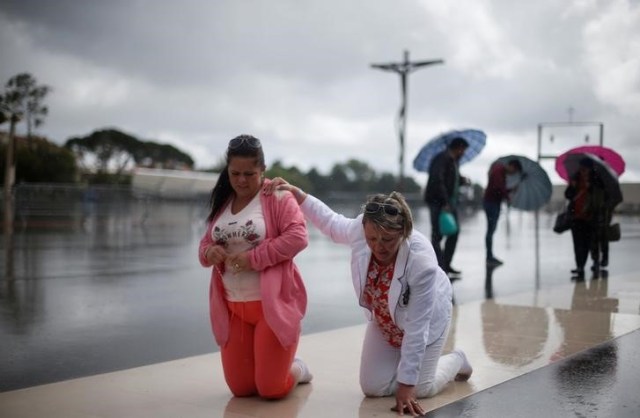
2,111,21,280
371,50,444,190
3,112,21,234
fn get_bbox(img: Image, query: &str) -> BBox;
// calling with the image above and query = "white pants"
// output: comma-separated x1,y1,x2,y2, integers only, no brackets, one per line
359,321,462,398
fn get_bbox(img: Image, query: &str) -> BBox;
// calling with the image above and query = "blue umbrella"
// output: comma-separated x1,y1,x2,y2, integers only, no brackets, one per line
413,129,486,172
496,155,552,211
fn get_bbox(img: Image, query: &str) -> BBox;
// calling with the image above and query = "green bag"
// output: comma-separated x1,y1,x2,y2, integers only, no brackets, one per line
439,211,458,236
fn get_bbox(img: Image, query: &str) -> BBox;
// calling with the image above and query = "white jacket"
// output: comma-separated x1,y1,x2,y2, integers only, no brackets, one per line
301,194,453,385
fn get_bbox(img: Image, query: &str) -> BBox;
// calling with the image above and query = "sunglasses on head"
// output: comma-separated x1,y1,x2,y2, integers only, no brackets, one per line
228,136,262,150
364,202,400,216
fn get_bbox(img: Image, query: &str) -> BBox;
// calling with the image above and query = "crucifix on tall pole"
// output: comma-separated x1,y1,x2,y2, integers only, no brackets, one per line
371,49,444,190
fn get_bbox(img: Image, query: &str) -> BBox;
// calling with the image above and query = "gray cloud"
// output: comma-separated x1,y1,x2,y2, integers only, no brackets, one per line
1,0,638,185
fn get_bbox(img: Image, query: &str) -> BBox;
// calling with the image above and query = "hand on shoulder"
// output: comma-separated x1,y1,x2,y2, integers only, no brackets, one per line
263,177,306,204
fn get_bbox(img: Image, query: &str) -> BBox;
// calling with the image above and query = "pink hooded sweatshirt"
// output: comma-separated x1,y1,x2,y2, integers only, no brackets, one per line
198,179,308,349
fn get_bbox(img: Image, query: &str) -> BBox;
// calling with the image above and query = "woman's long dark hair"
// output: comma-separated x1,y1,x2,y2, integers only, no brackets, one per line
206,135,265,222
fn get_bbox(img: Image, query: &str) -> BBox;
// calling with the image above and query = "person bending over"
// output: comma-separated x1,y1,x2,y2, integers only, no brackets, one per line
266,179,472,416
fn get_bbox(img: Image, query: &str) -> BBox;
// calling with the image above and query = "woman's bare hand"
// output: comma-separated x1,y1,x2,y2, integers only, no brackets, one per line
206,245,227,266
263,177,306,204
394,383,425,416
263,177,292,194
227,252,251,274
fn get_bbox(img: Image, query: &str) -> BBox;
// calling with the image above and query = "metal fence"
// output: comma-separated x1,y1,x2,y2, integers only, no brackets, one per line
1,183,210,229
3,182,638,230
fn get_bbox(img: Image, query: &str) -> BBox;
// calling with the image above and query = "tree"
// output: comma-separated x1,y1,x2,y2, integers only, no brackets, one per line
1,73,51,137
373,172,399,193
343,159,377,191
65,128,195,180
306,167,331,195
328,164,350,190
265,160,312,192
0,135,77,183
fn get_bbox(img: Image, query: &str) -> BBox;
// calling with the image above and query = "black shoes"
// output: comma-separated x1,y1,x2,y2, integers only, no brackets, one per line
443,265,462,282
571,268,585,279
445,266,461,275
448,275,462,283
486,257,504,266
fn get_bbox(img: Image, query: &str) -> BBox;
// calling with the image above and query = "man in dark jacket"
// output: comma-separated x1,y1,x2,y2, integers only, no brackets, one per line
425,137,469,276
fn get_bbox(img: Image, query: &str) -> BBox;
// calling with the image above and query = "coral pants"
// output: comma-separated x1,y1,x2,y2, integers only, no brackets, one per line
221,300,298,399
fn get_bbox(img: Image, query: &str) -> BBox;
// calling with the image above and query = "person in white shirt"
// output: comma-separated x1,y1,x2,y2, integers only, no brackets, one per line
265,179,472,416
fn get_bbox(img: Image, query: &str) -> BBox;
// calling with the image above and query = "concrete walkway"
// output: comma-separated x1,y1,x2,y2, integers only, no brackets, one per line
1,269,639,417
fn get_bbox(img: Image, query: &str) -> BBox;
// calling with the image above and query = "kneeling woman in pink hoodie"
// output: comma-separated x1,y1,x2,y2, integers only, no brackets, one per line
198,135,312,399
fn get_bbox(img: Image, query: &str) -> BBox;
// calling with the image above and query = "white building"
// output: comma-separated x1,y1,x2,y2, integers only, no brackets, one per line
131,167,218,199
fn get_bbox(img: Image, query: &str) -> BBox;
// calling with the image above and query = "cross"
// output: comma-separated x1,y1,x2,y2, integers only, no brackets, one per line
371,50,444,190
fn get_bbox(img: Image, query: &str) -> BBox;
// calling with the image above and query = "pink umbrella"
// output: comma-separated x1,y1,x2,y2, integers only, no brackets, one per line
555,145,625,181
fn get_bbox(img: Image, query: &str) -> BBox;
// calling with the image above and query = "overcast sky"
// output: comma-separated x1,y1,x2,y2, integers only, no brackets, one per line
1,0,638,186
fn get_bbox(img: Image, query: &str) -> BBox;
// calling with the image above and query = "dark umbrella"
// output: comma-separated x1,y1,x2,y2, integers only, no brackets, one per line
413,129,486,172
495,155,552,211
561,153,623,207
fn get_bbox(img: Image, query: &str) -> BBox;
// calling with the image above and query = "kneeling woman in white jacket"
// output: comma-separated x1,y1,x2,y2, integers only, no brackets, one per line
265,179,472,416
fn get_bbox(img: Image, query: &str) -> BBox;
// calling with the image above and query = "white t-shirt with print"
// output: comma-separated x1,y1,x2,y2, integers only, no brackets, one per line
212,193,265,301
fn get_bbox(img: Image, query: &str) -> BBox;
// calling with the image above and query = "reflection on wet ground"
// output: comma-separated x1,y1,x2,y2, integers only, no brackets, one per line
425,329,640,418
1,278,638,417
1,200,640,394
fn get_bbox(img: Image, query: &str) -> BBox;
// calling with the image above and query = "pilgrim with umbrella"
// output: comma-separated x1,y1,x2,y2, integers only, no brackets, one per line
556,149,624,278
483,155,552,266
413,129,486,277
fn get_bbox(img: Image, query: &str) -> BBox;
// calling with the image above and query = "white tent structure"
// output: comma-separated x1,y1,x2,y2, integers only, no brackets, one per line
131,168,218,199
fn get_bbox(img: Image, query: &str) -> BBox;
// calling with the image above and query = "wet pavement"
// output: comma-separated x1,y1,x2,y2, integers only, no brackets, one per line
1,199,639,393
1,278,638,417
425,329,640,418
